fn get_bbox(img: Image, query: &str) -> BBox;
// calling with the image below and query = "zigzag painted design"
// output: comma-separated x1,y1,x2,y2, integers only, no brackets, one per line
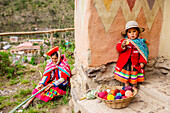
147,0,155,10
102,0,113,11
94,0,164,32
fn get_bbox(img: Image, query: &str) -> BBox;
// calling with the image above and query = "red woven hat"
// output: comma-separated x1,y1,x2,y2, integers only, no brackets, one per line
46,46,59,56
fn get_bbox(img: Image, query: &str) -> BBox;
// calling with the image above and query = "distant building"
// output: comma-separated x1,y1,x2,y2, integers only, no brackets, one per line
17,42,33,48
10,36,18,42
29,39,44,45
3,45,12,50
0,42,8,49
11,46,40,56
1,41,8,45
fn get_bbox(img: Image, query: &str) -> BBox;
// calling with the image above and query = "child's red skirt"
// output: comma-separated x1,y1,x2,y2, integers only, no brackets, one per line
114,59,144,84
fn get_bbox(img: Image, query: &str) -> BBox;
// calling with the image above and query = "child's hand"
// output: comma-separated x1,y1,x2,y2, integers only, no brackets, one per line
140,63,145,69
122,40,126,48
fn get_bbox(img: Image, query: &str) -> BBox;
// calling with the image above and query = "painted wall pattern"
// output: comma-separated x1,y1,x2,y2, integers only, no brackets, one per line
94,0,164,32
75,0,164,66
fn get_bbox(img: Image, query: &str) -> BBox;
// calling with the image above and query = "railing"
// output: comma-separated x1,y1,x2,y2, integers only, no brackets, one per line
0,28,74,47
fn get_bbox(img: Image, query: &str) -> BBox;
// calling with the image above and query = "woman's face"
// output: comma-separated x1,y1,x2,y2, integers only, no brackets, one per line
127,28,139,40
51,55,58,64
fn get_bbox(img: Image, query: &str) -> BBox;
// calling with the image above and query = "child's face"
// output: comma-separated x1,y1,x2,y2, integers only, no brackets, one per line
127,28,139,40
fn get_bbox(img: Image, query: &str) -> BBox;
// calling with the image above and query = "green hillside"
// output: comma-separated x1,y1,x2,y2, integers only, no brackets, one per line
0,0,74,32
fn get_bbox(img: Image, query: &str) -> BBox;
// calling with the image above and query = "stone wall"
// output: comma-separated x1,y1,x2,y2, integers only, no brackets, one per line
159,0,170,58
71,54,170,102
75,0,165,67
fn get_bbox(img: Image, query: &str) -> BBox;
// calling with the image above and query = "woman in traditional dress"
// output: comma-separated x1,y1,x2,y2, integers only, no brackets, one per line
23,45,71,108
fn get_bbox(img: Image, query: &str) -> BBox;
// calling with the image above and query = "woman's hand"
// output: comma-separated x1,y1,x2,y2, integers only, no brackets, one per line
45,84,54,92
140,63,145,69
37,84,44,90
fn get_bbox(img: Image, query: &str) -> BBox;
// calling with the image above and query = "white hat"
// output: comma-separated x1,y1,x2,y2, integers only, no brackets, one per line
121,21,145,36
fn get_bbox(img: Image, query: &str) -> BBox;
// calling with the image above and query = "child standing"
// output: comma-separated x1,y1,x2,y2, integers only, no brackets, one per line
114,21,149,88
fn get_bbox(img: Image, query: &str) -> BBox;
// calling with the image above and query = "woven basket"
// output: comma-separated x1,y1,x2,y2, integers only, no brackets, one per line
96,85,137,109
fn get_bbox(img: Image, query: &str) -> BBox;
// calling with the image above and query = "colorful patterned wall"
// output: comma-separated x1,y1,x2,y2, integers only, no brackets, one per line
75,0,165,67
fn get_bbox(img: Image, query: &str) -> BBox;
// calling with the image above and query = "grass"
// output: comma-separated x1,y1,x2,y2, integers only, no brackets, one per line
0,96,10,101
19,89,32,97
21,79,29,84
0,88,4,90
32,81,37,88
25,107,49,113
29,69,36,73
16,71,24,75
0,40,75,112
27,75,31,78
62,87,70,105
12,94,19,98
23,99,63,113
0,70,73,112
0,96,11,109
0,0,74,32
0,82,3,87
9,79,19,85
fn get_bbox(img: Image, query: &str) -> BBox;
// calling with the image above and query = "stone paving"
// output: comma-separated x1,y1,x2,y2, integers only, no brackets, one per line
71,75,170,113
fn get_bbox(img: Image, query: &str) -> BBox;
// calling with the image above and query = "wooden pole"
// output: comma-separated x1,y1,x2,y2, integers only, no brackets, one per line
50,33,53,48
0,28,74,36
9,86,48,113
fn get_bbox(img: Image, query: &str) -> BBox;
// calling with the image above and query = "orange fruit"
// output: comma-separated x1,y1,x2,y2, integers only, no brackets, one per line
110,89,115,95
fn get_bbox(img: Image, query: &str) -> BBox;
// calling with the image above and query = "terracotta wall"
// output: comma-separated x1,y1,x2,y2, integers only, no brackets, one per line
75,0,165,67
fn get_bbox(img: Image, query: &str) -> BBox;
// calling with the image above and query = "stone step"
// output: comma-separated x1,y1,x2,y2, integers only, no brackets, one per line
72,87,169,113
133,90,169,113
72,93,169,113
139,75,170,106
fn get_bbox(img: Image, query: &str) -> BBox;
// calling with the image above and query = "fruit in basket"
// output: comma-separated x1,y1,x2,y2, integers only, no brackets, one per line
125,90,133,97
122,96,127,99
110,89,115,95
103,95,107,100
106,89,111,93
98,92,106,98
119,90,125,95
114,89,119,95
115,96,122,99
116,92,122,97
103,91,108,95
107,94,115,100
122,86,125,90
125,86,133,91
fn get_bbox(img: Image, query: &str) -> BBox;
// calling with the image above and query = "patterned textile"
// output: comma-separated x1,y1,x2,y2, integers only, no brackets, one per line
33,86,66,102
125,37,149,61
43,55,71,78
114,58,144,84
32,55,71,102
